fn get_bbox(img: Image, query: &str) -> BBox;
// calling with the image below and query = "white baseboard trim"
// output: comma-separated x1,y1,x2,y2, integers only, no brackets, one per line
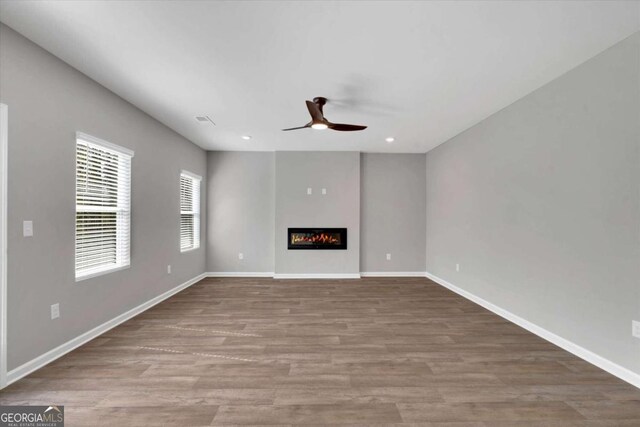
5,273,207,387
425,271,640,389
207,272,426,279
274,273,361,279
360,272,426,277
206,272,275,278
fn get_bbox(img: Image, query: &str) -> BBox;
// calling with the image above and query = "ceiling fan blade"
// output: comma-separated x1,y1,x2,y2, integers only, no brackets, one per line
282,124,310,131
327,123,367,131
306,100,324,122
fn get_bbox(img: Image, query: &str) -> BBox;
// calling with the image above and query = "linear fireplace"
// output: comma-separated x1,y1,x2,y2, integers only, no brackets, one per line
288,228,347,250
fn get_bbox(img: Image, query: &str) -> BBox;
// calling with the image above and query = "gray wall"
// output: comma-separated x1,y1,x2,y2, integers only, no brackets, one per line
206,151,274,273
275,152,360,275
207,151,426,275
360,153,426,272
0,24,207,370
426,33,640,374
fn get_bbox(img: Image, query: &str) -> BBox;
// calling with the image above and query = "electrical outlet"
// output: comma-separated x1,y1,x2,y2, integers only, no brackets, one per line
386,253,391,261
167,265,172,274
456,263,460,272
307,187,312,195
23,220,33,237
633,320,640,339
51,303,60,320
238,253,244,260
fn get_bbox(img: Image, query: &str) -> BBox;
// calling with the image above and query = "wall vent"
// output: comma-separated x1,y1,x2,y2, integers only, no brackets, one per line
195,115,215,125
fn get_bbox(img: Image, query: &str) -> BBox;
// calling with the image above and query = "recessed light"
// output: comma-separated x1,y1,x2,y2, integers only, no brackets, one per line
385,137,395,143
241,135,252,140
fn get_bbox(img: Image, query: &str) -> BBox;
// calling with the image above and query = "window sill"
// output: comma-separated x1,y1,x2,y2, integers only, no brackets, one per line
180,246,200,253
76,264,130,282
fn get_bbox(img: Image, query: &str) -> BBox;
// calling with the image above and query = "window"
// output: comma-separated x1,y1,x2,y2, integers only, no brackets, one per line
75,132,133,280
180,171,201,252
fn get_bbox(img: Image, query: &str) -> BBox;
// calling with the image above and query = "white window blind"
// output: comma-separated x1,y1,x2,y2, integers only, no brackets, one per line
75,133,133,280
180,171,201,252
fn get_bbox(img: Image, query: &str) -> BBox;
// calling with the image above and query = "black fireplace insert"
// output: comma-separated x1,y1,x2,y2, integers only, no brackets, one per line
287,228,347,250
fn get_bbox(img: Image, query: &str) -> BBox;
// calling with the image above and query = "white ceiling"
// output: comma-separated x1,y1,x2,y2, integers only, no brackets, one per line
1,1,639,153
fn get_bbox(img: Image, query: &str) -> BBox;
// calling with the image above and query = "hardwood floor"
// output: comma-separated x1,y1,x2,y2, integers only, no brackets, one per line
2,277,639,425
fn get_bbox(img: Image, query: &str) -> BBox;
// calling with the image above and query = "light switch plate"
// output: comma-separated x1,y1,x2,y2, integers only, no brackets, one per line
238,253,244,260
633,320,640,339
386,253,391,261
51,303,60,320
322,188,327,195
307,188,312,195
456,263,460,272
167,265,172,274
23,220,33,237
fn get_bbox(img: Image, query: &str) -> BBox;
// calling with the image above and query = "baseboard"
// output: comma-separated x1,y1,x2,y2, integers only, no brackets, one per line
360,271,426,277
425,271,640,389
274,273,361,279
5,272,207,387
207,271,424,279
206,272,275,278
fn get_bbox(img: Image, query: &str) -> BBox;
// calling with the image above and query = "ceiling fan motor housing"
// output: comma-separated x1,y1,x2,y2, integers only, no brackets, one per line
313,97,328,106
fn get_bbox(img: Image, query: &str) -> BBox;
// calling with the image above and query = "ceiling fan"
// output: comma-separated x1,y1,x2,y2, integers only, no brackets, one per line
282,97,367,132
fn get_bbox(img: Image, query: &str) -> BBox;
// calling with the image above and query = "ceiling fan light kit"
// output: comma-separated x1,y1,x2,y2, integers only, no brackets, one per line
283,96,367,132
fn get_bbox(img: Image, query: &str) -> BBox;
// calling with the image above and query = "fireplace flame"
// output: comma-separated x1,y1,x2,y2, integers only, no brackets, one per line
291,233,340,245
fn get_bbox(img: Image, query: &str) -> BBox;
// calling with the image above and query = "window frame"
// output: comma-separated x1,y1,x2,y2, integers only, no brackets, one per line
180,170,201,253
75,132,134,282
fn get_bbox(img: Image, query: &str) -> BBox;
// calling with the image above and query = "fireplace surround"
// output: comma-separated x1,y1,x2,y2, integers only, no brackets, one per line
288,228,347,250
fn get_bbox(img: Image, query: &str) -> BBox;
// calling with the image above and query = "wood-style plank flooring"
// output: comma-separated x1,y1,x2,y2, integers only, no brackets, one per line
2,277,639,425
